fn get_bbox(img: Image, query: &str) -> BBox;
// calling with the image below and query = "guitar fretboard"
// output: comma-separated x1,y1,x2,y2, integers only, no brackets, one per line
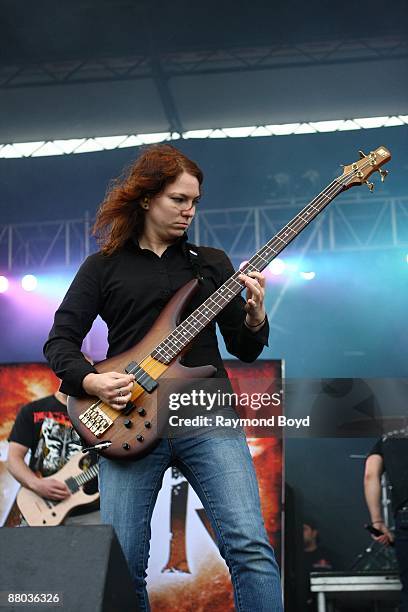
65,463,99,493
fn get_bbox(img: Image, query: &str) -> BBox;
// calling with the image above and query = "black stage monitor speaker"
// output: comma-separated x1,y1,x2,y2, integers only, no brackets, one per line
0,525,140,612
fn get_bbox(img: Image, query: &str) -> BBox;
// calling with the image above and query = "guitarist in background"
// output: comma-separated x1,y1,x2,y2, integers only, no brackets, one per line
43,144,283,611
7,387,100,525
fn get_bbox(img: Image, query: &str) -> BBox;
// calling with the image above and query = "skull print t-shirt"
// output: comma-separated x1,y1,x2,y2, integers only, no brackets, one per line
8,395,83,476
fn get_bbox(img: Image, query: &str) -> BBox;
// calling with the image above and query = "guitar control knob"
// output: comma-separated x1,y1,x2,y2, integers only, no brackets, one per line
122,442,130,450
124,419,132,428
137,408,146,417
144,421,151,428
136,434,144,442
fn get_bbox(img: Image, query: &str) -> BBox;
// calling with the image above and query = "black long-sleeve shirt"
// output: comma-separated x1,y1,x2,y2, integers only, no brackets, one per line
43,233,269,397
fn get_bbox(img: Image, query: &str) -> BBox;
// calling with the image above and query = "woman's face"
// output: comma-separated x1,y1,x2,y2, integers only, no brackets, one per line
144,172,200,241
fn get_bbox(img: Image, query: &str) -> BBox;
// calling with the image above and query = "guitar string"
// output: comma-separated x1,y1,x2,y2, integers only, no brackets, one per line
146,179,342,363
85,158,379,416
43,465,99,507
103,159,375,409
124,158,374,377
73,465,98,486
66,464,99,488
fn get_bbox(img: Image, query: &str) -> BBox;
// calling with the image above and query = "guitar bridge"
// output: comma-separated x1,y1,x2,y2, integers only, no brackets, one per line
79,404,113,438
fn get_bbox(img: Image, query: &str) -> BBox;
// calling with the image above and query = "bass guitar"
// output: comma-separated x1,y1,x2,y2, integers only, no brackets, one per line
67,146,391,460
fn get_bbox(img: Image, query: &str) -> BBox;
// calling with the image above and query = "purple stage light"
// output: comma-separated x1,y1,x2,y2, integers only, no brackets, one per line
0,276,9,293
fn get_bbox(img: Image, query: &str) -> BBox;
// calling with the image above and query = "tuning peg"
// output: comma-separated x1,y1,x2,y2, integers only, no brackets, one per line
365,180,374,192
378,168,388,182
358,150,367,159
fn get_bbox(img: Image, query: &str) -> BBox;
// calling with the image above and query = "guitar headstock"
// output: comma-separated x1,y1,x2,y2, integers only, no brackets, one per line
339,146,391,192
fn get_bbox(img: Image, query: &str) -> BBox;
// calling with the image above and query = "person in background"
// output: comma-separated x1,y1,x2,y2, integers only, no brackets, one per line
364,430,408,612
7,383,100,526
303,518,334,611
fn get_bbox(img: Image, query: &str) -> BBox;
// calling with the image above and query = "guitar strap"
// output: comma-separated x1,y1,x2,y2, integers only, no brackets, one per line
185,241,204,281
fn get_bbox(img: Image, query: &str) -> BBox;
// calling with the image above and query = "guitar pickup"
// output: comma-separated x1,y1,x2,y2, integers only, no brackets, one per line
125,362,158,394
65,476,80,493
123,401,135,416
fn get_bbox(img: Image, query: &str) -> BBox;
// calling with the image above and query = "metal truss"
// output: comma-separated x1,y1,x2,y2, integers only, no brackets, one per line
197,195,408,267
1,36,406,89
0,214,94,271
1,196,407,271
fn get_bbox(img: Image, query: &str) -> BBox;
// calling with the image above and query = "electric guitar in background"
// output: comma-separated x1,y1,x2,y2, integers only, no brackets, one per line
67,146,391,460
16,452,99,526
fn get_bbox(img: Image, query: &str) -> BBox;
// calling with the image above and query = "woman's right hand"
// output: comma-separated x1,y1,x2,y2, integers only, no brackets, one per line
82,372,135,410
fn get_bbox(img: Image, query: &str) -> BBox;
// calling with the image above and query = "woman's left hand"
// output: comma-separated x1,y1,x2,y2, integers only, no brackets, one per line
238,271,266,327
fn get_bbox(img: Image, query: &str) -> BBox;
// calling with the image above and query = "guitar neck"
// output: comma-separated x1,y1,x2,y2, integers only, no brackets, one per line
151,178,344,364
65,463,99,492
240,178,344,272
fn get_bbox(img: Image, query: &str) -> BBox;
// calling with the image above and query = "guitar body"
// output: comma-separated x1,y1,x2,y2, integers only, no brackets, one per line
16,453,99,526
67,278,217,460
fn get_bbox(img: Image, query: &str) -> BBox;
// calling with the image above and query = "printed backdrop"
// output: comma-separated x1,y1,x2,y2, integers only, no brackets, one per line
0,361,283,611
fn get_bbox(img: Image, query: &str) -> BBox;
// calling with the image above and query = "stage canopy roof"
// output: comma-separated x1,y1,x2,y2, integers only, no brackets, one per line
1,0,407,142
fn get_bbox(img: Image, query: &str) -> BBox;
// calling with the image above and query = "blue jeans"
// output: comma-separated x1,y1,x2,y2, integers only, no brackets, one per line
98,431,283,611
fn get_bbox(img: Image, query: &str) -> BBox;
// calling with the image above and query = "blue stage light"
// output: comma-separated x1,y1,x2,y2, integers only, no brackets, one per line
300,271,316,280
270,258,286,275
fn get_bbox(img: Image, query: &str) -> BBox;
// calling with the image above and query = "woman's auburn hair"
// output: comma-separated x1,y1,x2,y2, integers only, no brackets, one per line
93,144,203,255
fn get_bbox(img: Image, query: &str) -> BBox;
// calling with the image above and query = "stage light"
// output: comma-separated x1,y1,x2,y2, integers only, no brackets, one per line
269,258,286,275
21,274,38,291
300,271,316,280
0,276,9,293
286,262,299,273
